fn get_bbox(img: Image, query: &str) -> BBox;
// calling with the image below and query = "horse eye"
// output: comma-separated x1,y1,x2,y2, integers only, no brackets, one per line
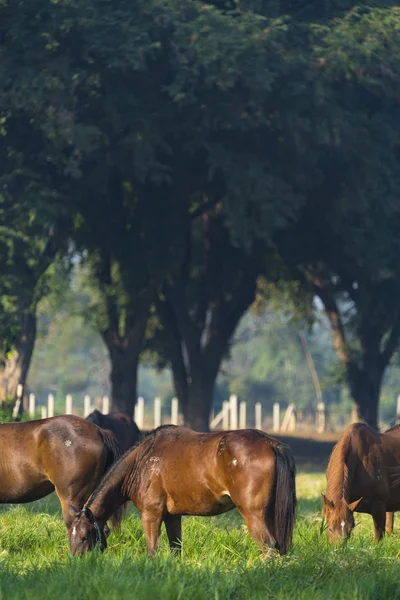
82,536,88,542
328,527,333,533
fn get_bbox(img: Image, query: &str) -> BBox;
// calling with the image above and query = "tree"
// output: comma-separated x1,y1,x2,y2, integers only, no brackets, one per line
148,209,263,430
272,6,400,428
0,189,66,403
0,0,301,417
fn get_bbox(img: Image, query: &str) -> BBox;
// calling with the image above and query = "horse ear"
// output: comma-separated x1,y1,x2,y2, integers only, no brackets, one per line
347,497,362,512
84,507,93,520
321,493,334,509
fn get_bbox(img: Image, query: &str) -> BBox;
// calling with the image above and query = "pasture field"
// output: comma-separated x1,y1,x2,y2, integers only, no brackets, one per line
1,465,400,600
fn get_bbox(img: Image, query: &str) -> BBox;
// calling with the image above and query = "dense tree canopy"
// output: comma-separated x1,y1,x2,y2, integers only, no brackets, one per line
1,0,400,427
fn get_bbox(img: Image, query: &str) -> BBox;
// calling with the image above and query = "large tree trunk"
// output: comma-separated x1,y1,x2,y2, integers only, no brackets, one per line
108,345,141,415
315,280,392,430
0,309,37,405
102,306,150,416
155,210,261,431
348,359,384,431
185,372,214,432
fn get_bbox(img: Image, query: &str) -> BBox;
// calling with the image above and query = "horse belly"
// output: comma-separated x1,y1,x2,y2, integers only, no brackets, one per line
166,490,235,517
0,475,54,503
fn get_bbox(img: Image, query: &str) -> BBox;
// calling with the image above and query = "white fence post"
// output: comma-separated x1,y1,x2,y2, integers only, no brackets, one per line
171,397,178,425
154,397,161,428
29,393,36,417
135,396,145,429
350,405,358,424
239,401,246,429
229,395,238,430
316,402,326,433
102,396,110,415
41,405,47,419
255,402,262,430
65,394,73,415
47,394,54,418
12,384,23,419
273,402,280,432
281,403,296,432
396,395,400,424
84,395,92,417
222,401,230,429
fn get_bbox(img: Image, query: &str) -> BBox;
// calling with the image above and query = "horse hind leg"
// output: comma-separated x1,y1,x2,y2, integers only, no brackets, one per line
239,508,277,555
371,501,386,542
386,512,394,535
164,514,182,556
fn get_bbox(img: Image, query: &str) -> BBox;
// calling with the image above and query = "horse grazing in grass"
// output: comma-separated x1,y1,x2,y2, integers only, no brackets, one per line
0,415,123,533
382,423,400,535
68,425,297,558
322,422,400,542
86,409,141,452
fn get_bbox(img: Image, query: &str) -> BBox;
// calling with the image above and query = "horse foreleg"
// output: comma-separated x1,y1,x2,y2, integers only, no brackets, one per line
141,510,163,559
164,514,182,555
58,496,80,529
386,512,394,535
371,501,386,542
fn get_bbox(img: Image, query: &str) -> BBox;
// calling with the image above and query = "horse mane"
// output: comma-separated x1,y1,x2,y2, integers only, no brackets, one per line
384,423,400,434
326,423,358,502
87,424,179,509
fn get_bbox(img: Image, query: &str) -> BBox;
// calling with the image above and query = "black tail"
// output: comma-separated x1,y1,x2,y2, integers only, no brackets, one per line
99,428,126,528
273,443,297,555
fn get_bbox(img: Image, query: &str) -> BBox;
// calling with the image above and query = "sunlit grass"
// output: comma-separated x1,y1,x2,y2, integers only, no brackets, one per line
0,468,400,599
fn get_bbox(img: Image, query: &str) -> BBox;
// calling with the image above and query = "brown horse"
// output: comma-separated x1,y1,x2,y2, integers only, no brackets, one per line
68,425,297,557
0,415,123,532
86,409,141,452
382,423,400,535
322,422,400,542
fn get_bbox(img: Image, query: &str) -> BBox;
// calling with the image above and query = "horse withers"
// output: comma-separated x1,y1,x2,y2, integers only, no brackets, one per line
322,421,400,542
86,409,141,452
69,425,297,558
0,415,123,534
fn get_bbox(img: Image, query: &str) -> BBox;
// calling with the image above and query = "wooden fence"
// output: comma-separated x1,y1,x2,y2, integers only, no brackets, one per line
14,384,386,433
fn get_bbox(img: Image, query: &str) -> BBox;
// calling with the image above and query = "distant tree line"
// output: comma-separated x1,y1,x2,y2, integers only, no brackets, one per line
1,0,400,429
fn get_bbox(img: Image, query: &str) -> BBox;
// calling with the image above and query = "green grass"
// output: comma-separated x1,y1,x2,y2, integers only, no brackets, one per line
1,468,400,599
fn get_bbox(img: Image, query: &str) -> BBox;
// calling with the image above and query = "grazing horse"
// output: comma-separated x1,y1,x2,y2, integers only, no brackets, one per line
86,409,141,452
322,422,400,542
68,425,297,558
382,423,400,535
0,415,123,533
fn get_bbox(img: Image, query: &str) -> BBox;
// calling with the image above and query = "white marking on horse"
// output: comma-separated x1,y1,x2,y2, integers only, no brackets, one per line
72,526,77,537
341,520,345,531
64,439,72,447
232,458,238,466
149,456,161,475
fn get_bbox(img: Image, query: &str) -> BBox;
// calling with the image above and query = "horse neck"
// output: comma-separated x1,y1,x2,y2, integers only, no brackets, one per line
326,430,354,503
87,456,132,524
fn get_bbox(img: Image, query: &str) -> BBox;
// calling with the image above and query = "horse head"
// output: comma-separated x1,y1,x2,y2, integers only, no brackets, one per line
68,506,107,556
321,494,362,542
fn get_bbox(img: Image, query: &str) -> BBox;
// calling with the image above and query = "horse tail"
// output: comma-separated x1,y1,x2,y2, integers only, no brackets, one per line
100,428,123,471
99,428,127,529
272,442,297,555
